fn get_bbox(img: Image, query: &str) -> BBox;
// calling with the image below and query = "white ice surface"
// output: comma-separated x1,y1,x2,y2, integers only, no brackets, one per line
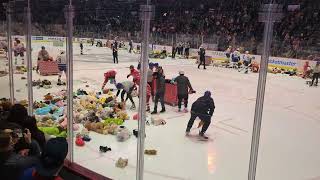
0,42,319,180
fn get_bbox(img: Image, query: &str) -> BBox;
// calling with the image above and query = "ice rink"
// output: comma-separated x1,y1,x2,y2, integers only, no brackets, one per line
0,42,319,180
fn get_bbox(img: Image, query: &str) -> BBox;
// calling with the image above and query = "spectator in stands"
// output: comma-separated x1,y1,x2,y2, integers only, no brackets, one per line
0,129,40,180
7,104,46,150
21,137,68,180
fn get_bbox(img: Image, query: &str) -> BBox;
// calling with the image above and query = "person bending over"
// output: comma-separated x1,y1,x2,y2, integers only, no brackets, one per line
116,81,136,110
186,91,215,140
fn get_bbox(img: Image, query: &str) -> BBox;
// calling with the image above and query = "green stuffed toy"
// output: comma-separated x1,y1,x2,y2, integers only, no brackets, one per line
103,118,124,125
38,126,67,138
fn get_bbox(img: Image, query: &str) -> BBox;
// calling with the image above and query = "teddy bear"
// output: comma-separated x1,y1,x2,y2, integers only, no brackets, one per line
115,158,128,168
116,110,129,120
84,121,105,134
151,116,166,126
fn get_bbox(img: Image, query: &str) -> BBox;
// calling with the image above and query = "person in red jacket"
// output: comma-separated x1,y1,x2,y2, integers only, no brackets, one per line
127,65,140,84
101,69,117,90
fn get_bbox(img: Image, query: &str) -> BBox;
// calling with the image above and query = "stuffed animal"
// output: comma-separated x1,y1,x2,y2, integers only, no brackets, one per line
103,118,124,125
116,126,131,142
115,158,128,168
151,116,166,126
116,111,129,120
144,149,157,155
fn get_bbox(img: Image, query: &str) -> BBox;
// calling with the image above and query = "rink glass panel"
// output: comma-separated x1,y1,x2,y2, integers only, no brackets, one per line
71,1,144,179
256,4,320,180
0,20,9,99
144,1,263,179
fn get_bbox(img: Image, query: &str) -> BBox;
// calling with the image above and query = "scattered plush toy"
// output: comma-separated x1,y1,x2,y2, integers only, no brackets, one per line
115,158,128,168
99,146,111,153
144,149,157,155
151,116,166,126
116,126,131,142
38,126,67,138
103,118,124,126
76,137,85,146
116,110,129,120
44,93,53,101
82,134,91,142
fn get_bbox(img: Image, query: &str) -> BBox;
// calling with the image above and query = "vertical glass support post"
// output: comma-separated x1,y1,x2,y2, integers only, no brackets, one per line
25,0,33,115
65,2,74,162
136,2,152,180
6,3,15,104
248,3,282,180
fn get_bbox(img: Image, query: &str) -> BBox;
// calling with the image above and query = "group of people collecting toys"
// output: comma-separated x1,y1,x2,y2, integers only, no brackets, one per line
101,64,215,140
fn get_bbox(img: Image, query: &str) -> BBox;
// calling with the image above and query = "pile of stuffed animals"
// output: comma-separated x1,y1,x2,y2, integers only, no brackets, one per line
33,89,131,140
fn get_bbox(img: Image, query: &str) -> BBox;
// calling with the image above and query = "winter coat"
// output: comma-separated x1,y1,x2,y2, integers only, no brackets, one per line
104,70,117,79
155,76,166,94
147,69,153,82
313,65,320,73
199,48,205,60
174,75,193,95
0,141,40,180
191,95,215,116
129,68,140,80
121,81,135,92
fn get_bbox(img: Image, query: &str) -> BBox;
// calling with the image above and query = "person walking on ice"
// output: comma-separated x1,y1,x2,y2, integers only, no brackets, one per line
56,50,67,85
310,62,320,87
186,91,215,140
80,41,84,55
198,46,206,69
151,72,166,114
174,71,194,112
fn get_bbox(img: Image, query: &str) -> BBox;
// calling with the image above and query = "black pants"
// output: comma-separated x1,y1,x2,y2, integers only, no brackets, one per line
185,48,189,58
172,51,176,58
198,58,206,69
178,94,188,109
129,46,133,53
113,53,118,64
311,73,319,86
154,92,165,111
186,112,211,135
116,88,135,106
80,48,83,55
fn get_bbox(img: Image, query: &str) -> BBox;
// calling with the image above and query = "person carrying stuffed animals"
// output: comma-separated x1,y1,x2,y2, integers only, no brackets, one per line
116,81,136,110
102,69,117,90
302,61,311,79
56,50,67,86
186,91,215,140
174,71,194,113
136,81,152,112
38,46,50,61
127,65,140,85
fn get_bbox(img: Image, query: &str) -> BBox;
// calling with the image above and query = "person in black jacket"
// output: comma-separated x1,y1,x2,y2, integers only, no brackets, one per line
186,91,215,140
7,104,46,150
174,71,194,112
0,129,40,180
172,44,176,59
129,40,133,53
151,72,166,114
80,42,83,55
112,43,118,64
198,46,206,69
